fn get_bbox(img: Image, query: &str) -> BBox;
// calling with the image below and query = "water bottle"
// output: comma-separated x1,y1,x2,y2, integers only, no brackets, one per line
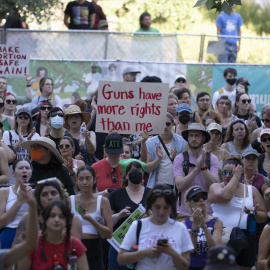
247,211,256,235
67,249,77,270
53,261,63,270
80,122,87,142
126,245,138,269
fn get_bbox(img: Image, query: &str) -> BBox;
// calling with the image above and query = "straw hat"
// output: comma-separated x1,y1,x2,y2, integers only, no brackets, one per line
63,105,91,129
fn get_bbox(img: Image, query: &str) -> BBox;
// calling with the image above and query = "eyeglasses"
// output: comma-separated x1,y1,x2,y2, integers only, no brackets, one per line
190,194,208,202
176,79,186,83
37,177,57,185
222,170,233,177
241,99,251,104
59,144,71,149
262,119,270,123
51,112,64,118
261,137,270,143
40,106,52,111
6,99,17,105
44,83,53,86
17,114,30,120
152,189,173,196
111,168,118,183
166,122,172,127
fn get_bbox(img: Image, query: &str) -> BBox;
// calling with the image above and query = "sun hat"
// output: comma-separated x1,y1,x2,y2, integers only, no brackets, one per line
182,123,211,144
207,123,222,134
177,103,192,114
21,137,64,164
105,133,123,154
63,105,91,129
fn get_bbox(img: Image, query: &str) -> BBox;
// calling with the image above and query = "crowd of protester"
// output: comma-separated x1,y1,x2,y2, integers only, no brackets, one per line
1,66,270,270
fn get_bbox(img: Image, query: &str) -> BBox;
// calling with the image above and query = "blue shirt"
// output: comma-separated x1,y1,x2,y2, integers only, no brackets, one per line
216,12,243,44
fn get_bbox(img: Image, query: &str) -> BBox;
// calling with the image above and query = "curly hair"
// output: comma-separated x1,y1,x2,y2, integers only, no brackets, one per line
201,110,223,127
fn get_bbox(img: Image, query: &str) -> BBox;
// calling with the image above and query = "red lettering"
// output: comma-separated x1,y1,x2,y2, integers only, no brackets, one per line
119,106,125,115
100,118,130,131
102,84,112,100
15,47,20,53
8,47,14,53
135,122,153,132
15,60,19,66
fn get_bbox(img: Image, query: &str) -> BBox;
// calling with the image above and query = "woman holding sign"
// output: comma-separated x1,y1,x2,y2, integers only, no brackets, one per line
108,160,151,270
68,165,113,270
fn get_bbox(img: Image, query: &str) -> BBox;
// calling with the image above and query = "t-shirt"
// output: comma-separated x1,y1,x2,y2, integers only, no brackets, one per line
136,28,160,33
92,158,123,192
212,87,236,109
216,12,243,44
120,218,194,270
174,152,219,216
29,235,86,270
31,95,62,110
0,250,8,270
64,0,95,30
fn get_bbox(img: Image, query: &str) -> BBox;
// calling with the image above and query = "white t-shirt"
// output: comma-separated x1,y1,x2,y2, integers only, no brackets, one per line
212,88,236,109
120,218,194,270
157,143,174,186
0,250,8,270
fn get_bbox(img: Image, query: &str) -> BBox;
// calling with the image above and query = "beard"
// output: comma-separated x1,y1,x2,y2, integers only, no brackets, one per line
188,141,204,150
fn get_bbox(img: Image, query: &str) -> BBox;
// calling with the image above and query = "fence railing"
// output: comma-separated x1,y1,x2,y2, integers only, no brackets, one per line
0,29,270,63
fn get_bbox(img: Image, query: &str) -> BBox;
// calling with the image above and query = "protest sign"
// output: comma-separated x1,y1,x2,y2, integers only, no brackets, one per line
0,45,29,77
96,81,169,134
107,204,145,252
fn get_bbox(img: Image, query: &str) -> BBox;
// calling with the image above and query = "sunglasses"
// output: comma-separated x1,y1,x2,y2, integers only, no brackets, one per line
241,99,251,104
17,114,30,120
37,177,57,185
6,99,17,105
262,119,270,123
40,106,52,111
176,79,186,83
59,144,71,149
190,194,208,202
222,170,233,177
111,168,118,183
51,112,64,118
261,137,270,143
152,189,173,196
166,122,172,127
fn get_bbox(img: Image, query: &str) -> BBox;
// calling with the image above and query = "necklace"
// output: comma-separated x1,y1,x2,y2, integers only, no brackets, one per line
240,171,257,186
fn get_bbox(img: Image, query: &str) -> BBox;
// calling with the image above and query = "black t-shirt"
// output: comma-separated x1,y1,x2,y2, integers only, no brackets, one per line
64,0,95,29
109,187,150,231
235,112,262,128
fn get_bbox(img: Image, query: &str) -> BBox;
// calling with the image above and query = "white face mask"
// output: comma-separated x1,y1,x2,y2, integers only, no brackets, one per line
51,116,64,129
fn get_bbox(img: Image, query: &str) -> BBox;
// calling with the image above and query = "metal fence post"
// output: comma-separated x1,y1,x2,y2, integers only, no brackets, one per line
104,32,109,59
1,28,7,44
199,34,205,62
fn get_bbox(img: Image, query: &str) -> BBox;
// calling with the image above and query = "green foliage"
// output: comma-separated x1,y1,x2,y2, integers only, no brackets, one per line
0,0,62,24
194,0,242,15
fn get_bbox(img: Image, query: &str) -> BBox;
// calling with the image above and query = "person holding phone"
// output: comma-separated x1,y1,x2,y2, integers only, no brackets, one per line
118,184,194,270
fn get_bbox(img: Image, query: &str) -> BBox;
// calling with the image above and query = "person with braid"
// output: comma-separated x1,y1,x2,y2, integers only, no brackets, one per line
18,201,88,270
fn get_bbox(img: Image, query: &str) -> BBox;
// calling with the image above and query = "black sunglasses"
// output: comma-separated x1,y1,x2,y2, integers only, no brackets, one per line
262,119,270,123
59,144,71,149
166,122,172,127
241,99,251,104
189,194,208,202
6,99,17,105
17,114,30,120
152,189,173,196
261,137,270,143
51,112,64,118
176,79,186,83
40,106,52,111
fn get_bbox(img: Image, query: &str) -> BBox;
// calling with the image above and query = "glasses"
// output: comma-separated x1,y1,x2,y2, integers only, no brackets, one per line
17,114,30,120
241,99,251,104
176,79,186,83
262,119,270,123
59,144,71,149
190,194,208,202
44,83,53,86
37,177,57,185
166,122,172,127
6,99,17,105
51,112,64,118
222,170,233,177
261,137,270,143
40,106,52,111
152,189,173,196
111,168,118,183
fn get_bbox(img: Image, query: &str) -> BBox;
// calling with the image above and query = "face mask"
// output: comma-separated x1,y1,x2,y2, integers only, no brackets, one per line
179,115,190,125
30,148,43,162
128,170,143,185
226,78,237,86
51,116,64,129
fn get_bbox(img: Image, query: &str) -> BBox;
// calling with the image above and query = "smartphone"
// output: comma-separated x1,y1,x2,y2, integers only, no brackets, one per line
157,239,168,246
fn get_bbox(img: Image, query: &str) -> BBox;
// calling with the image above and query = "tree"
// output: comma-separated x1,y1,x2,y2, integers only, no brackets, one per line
194,0,242,15
0,0,62,24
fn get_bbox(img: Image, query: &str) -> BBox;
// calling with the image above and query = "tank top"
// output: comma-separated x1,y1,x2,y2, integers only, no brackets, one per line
185,217,216,268
227,141,251,157
212,185,253,229
2,117,10,131
70,195,103,235
6,186,29,228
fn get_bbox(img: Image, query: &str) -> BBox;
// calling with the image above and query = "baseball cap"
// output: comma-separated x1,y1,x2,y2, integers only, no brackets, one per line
105,133,123,154
176,103,192,114
236,77,250,86
242,148,259,158
174,74,186,82
258,129,270,143
122,67,141,75
207,123,222,134
15,107,31,117
186,186,207,201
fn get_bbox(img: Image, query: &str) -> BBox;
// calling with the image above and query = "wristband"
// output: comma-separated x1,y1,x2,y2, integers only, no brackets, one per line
201,166,207,171
189,228,198,237
26,84,31,87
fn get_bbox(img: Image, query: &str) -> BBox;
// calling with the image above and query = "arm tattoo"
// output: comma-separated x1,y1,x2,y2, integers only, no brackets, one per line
263,177,270,187
12,214,28,246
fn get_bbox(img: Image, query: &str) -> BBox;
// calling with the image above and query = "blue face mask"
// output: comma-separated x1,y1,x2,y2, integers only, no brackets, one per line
51,116,64,129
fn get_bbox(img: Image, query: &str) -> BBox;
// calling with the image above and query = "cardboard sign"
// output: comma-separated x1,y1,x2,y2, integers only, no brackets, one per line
107,204,145,252
96,81,169,134
0,45,29,77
